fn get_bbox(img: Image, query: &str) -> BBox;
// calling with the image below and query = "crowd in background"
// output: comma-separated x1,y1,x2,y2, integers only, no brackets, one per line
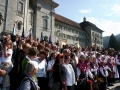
0,34,119,90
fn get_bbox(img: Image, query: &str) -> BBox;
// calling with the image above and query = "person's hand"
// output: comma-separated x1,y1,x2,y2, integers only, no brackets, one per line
4,45,8,51
63,87,67,90
0,69,6,76
38,86,40,90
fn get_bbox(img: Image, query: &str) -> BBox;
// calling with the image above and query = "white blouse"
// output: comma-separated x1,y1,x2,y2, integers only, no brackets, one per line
34,58,47,78
63,63,75,86
47,59,55,70
2,49,13,63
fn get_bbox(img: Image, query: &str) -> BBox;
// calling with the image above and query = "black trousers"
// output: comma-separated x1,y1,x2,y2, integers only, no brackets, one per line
37,77,49,90
67,85,74,90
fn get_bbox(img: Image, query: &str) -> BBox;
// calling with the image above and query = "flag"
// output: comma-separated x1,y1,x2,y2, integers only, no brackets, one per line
22,26,25,38
13,23,16,35
29,28,32,39
40,32,44,41
48,34,52,43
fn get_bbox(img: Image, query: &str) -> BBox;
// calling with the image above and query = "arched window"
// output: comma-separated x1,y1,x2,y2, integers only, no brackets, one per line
43,19,47,29
17,21,22,30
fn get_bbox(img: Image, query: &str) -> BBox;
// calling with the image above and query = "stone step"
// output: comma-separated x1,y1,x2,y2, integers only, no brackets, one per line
107,83,120,90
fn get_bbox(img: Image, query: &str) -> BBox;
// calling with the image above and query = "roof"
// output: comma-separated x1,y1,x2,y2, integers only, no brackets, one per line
80,21,104,32
55,14,82,29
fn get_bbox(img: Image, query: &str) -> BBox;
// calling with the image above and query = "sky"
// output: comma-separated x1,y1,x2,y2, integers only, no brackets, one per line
54,0,120,36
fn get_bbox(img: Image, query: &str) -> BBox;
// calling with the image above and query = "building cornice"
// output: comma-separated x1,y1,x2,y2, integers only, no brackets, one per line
38,0,59,8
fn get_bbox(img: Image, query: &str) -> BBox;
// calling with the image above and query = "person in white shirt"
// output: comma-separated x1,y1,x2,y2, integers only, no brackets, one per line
116,54,120,80
0,39,13,88
34,51,48,90
76,55,93,90
73,50,79,66
63,55,75,90
47,52,56,79
99,62,109,90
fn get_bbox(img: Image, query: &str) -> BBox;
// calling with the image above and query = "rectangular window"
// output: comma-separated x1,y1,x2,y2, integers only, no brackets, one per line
54,32,57,36
43,19,47,29
29,12,33,25
18,2,23,13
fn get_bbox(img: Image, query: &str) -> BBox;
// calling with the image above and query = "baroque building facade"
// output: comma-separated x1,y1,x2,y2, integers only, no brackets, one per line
0,0,103,48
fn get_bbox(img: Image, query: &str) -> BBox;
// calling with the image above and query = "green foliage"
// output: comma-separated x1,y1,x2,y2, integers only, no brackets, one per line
108,34,120,51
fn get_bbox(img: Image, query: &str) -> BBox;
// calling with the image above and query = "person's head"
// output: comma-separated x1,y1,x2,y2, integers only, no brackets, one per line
55,54,64,64
70,53,75,60
101,55,105,61
26,61,38,76
26,39,34,45
96,53,101,58
73,49,78,55
100,61,105,67
37,43,45,51
104,51,108,55
51,45,57,51
65,44,69,49
32,41,38,47
79,55,86,62
2,35,6,41
38,51,47,61
44,47,50,57
28,48,38,60
17,40,25,50
3,39,13,50
6,34,11,39
40,40,45,45
107,58,111,63
86,56,92,62
63,49,71,56
92,57,96,63
36,38,39,42
45,42,50,48
88,52,93,56
23,43,31,54
50,52,56,60
11,35,16,42
64,55,70,64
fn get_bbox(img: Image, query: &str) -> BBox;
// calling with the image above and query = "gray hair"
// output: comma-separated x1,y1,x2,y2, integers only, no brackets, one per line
26,61,38,72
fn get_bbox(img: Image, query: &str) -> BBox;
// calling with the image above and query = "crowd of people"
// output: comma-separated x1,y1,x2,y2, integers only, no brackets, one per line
0,34,119,90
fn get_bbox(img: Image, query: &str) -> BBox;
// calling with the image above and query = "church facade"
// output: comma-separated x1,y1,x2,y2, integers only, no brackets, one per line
0,0,103,48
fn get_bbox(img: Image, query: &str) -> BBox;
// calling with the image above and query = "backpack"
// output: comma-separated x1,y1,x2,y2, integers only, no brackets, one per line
17,77,37,90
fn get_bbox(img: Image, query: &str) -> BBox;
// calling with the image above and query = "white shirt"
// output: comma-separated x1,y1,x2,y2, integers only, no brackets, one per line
34,58,47,77
13,42,16,46
116,59,120,65
63,63,75,86
47,59,55,70
104,55,109,63
2,49,13,62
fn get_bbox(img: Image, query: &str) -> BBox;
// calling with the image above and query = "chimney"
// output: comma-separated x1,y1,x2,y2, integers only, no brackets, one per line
83,17,86,22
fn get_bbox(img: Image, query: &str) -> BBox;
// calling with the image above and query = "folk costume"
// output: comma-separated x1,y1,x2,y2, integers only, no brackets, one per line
99,62,108,90
76,61,93,90
116,56,120,80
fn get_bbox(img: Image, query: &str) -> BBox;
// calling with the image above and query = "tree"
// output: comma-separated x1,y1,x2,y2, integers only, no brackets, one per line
108,34,120,51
